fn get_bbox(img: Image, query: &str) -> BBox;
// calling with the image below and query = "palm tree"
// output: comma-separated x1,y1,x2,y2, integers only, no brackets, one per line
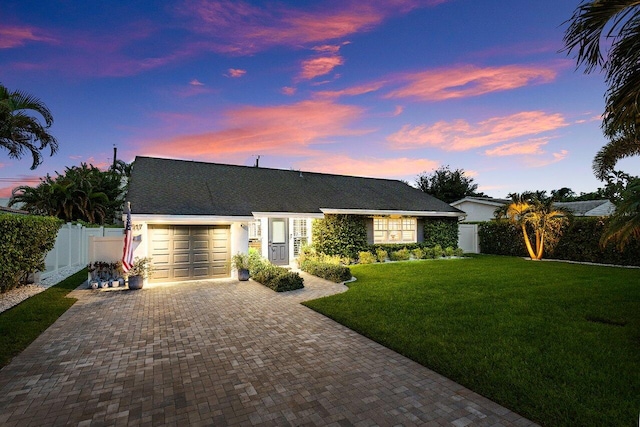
495,193,570,260
600,178,640,249
0,84,58,169
563,1,640,180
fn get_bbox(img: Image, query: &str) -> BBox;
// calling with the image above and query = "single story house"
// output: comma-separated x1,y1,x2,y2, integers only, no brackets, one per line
451,196,616,222
126,156,464,283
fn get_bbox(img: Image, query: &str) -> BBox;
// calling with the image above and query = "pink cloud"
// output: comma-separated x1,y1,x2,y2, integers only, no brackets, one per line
314,81,386,98
385,64,556,101
141,100,369,159
190,79,205,86
524,149,569,168
484,138,550,157
226,68,246,78
299,55,344,80
183,0,447,54
387,111,569,151
281,86,297,96
297,154,439,178
0,25,57,49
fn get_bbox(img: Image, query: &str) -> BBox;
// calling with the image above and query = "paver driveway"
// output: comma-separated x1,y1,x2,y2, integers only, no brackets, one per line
0,274,537,426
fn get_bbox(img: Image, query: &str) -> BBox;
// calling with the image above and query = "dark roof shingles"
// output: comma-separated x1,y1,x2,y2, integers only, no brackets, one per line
127,157,463,216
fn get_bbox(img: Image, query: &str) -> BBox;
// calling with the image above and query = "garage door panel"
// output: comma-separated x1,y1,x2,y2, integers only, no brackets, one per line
173,240,190,250
193,240,209,250
193,252,209,263
149,225,230,282
173,253,190,264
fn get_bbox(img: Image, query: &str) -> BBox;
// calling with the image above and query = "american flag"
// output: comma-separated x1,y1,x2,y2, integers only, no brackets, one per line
121,205,134,273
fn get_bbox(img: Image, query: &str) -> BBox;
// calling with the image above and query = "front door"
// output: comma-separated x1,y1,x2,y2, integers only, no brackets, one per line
268,218,289,265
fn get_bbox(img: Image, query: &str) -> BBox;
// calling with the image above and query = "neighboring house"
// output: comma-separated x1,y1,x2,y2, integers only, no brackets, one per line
450,197,510,222
126,156,464,283
451,196,616,222
0,205,28,215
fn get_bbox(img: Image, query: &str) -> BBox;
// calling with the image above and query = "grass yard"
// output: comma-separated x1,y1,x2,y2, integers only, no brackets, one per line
303,255,640,427
0,269,87,368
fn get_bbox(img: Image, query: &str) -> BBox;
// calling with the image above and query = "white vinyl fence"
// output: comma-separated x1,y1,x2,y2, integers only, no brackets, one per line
458,223,480,254
42,223,124,280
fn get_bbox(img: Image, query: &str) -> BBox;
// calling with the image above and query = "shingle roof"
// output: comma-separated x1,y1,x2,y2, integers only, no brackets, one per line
126,156,463,217
555,200,615,216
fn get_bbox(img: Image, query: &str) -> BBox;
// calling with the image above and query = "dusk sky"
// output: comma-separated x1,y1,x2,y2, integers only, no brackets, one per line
2,0,638,199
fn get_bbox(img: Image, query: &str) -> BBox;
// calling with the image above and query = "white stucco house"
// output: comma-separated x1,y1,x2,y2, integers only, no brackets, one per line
451,196,616,222
125,156,464,283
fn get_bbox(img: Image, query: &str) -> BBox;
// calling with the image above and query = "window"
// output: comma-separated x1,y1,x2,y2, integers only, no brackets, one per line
373,217,416,243
248,220,262,239
292,218,308,257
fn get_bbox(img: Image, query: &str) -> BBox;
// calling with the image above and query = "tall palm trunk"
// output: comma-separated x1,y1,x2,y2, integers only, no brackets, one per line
520,224,537,259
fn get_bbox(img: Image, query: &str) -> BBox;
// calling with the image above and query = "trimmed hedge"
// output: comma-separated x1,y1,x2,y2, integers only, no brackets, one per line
0,214,61,293
250,258,304,292
551,217,640,266
478,217,640,266
423,218,458,248
312,215,368,259
299,259,352,283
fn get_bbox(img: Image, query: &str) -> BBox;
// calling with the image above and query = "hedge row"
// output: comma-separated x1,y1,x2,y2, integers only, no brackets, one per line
312,215,369,259
478,217,640,266
250,258,304,292
0,214,61,293
299,259,352,283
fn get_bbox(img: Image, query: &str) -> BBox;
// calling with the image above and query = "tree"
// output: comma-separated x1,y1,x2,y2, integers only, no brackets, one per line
495,193,569,260
600,178,640,249
550,187,576,202
9,162,128,224
563,1,640,180
415,165,485,203
0,83,58,169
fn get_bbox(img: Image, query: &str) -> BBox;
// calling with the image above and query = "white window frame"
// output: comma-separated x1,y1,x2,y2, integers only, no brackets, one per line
292,218,308,257
373,217,417,244
248,220,262,240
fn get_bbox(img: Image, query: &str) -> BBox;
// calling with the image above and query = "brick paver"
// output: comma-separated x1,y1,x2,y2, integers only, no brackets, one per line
0,273,538,426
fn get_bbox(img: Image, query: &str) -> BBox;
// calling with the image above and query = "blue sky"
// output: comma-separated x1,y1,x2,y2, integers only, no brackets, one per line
2,0,636,198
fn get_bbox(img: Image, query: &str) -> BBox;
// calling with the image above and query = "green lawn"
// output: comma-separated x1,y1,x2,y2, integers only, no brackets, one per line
303,255,640,427
0,269,87,368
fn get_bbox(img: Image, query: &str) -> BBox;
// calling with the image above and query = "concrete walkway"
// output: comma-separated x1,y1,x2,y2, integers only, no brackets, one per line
0,273,538,426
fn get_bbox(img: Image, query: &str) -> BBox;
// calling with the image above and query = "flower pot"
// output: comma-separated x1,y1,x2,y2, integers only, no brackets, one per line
99,280,109,289
111,279,120,288
128,275,144,290
238,268,250,281
90,281,99,289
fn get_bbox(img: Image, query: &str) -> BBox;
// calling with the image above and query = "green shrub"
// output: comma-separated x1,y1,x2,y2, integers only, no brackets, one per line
454,247,464,257
358,251,377,264
299,259,352,283
390,248,411,261
412,248,425,260
251,261,304,292
423,247,436,259
0,214,61,293
433,244,444,258
312,215,368,259
444,246,455,257
375,248,388,263
478,220,529,257
248,253,303,291
423,218,458,248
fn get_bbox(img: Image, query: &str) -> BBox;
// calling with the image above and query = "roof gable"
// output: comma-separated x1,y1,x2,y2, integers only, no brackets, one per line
126,157,463,217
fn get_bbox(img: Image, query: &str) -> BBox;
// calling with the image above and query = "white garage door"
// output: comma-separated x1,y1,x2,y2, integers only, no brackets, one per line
148,225,230,283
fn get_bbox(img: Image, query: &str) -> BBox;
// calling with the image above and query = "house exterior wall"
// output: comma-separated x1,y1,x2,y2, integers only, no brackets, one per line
454,201,499,222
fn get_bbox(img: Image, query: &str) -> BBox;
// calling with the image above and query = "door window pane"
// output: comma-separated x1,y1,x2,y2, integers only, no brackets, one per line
272,220,286,243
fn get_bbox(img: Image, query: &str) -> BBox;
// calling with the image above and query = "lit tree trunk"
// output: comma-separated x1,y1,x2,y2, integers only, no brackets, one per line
536,230,545,260
521,224,537,259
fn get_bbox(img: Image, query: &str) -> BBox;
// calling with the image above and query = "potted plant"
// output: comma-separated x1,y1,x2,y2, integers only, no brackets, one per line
87,262,99,289
231,252,250,281
126,257,153,290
